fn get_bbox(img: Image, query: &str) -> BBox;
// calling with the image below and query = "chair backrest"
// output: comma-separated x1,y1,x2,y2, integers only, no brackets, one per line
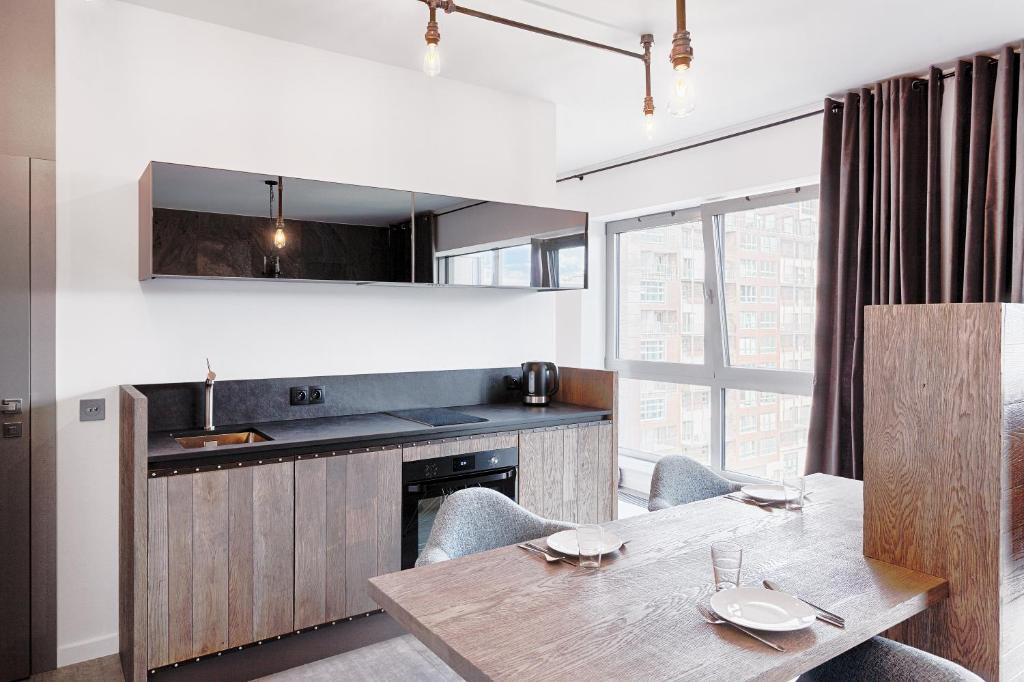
797,636,983,682
416,487,576,566
648,455,737,511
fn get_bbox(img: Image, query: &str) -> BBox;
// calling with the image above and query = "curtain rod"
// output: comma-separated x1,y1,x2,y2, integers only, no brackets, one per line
556,109,824,183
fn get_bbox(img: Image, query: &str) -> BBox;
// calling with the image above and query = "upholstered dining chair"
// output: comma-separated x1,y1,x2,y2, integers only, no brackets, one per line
797,637,982,682
416,487,576,567
647,455,739,511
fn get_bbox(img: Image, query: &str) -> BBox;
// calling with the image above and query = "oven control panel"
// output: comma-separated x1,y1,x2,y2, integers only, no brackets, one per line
402,446,518,482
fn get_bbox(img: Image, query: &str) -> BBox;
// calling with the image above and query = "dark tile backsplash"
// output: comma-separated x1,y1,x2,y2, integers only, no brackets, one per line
136,367,520,432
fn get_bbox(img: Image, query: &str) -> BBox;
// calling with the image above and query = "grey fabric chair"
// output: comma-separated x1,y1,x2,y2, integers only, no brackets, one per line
648,455,738,511
797,637,982,682
416,487,576,567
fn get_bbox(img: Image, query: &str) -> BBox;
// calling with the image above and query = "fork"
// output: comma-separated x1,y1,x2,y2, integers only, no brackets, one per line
724,494,775,510
696,603,786,652
518,543,576,566
523,542,578,566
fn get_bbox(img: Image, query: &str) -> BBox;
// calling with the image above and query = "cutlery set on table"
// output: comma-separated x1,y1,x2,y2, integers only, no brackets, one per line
725,479,809,512
517,526,627,568
701,539,846,652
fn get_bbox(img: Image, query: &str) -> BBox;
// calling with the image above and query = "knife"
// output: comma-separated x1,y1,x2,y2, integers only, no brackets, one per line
763,580,846,628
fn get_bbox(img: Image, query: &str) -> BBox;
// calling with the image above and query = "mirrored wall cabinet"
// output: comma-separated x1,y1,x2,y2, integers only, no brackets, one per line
138,162,589,290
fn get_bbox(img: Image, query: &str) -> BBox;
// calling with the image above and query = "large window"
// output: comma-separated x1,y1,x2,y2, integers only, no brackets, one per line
609,187,819,481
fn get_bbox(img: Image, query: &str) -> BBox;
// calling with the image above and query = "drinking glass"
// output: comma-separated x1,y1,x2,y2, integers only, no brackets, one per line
576,524,604,569
783,475,806,510
711,541,742,590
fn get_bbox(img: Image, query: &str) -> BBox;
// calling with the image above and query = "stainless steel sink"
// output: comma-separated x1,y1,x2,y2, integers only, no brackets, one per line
173,429,271,449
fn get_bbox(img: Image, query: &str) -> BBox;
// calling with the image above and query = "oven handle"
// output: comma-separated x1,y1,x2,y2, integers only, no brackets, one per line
405,469,516,496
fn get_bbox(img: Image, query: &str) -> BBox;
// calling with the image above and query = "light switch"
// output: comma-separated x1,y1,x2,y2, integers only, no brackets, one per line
3,422,23,438
80,398,105,422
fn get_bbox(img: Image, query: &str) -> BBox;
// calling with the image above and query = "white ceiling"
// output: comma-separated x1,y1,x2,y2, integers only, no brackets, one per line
119,0,1024,174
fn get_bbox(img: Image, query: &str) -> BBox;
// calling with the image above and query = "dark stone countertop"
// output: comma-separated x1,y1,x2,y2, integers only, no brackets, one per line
147,401,611,469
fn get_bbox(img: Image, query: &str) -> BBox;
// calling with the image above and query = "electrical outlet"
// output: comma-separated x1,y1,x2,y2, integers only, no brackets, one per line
290,386,309,405
80,398,106,422
308,385,325,405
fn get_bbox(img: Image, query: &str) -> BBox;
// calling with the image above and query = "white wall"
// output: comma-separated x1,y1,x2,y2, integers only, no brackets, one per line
55,0,560,665
554,114,823,370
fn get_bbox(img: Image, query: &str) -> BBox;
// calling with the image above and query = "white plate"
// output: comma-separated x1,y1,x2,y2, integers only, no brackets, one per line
710,587,817,632
546,529,623,557
740,484,788,503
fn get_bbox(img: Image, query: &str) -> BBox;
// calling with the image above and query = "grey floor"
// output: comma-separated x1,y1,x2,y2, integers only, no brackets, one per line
255,635,463,682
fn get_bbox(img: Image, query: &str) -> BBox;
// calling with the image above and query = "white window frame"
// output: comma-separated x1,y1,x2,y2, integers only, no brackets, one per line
606,186,818,474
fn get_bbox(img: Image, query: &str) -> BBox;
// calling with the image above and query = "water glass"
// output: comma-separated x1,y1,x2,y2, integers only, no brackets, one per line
576,524,604,569
783,476,806,510
711,541,742,591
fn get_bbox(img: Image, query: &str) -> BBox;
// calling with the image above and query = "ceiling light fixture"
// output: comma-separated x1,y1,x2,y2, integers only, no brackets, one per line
415,0,656,138
422,0,448,76
668,0,696,118
265,177,287,250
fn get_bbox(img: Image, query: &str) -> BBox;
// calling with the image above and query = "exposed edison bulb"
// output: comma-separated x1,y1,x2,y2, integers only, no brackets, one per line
273,220,287,249
423,43,441,77
644,112,656,141
668,65,697,118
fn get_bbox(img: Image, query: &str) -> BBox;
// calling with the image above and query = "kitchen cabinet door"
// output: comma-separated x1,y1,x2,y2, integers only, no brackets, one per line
518,423,616,524
293,447,402,628
147,462,294,668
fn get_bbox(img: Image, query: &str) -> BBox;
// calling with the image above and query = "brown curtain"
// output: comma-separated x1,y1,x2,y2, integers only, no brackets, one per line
807,44,1024,478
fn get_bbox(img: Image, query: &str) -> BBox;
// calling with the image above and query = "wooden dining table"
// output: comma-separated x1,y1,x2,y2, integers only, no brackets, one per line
368,474,948,681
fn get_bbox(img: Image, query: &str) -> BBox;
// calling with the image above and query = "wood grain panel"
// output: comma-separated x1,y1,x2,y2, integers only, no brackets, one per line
517,430,545,515
192,471,229,656
345,452,380,616
325,456,348,621
120,386,149,682
377,449,403,576
541,429,565,520
370,474,948,682
576,424,600,524
165,476,193,663
294,458,327,629
597,422,616,522
863,303,1009,679
558,367,617,411
252,463,294,640
402,432,517,462
145,478,168,669
227,467,254,648
561,427,579,523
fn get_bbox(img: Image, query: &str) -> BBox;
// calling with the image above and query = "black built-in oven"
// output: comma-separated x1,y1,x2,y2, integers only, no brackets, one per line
401,446,518,569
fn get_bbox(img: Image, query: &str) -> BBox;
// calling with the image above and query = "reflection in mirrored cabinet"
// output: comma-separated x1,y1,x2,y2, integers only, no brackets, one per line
139,162,588,290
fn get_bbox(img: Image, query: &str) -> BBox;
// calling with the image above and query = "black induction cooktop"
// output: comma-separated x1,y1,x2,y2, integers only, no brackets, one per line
385,408,489,428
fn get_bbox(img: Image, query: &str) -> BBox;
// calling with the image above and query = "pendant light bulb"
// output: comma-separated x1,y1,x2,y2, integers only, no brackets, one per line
644,112,655,141
668,64,697,118
423,42,441,77
273,220,287,249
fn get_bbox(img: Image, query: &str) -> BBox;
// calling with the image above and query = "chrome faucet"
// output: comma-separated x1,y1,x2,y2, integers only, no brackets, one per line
204,358,216,431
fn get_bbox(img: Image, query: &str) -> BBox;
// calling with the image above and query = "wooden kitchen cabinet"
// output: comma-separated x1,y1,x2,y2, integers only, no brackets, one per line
146,462,294,669
518,422,615,523
293,447,402,629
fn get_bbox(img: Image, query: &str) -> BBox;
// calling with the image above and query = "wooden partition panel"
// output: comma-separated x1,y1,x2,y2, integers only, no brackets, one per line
147,462,295,669
519,422,614,523
119,386,148,682
864,303,1024,680
293,448,403,627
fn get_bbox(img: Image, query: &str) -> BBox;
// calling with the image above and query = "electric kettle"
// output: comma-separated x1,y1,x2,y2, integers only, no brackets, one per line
521,362,559,406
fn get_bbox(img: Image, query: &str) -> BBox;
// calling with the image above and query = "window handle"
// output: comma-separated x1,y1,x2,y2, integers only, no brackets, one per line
704,286,715,305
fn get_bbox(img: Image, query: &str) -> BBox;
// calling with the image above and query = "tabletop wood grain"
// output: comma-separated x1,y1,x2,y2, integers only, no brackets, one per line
369,474,948,682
